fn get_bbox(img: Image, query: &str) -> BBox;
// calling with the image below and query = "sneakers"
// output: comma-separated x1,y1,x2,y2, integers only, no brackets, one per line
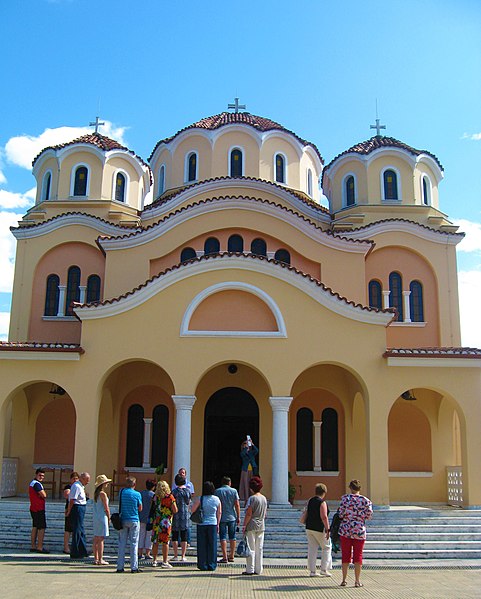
161,562,173,568
218,558,228,563
309,572,321,577
320,570,332,577
180,556,188,562
152,561,158,567
131,568,143,573
116,569,124,573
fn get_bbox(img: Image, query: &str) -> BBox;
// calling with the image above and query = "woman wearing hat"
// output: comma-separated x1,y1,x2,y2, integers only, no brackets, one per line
93,474,111,565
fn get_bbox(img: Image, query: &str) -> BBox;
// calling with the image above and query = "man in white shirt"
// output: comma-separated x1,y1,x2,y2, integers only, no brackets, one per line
66,472,90,559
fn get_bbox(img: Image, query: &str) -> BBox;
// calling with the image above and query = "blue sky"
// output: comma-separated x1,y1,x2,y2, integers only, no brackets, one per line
0,0,480,344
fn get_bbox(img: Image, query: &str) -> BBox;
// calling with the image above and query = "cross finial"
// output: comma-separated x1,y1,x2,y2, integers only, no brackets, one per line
227,97,246,113
370,117,386,137
89,115,105,134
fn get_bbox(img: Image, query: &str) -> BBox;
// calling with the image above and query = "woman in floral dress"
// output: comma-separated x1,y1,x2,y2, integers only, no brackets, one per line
338,479,373,588
151,480,178,568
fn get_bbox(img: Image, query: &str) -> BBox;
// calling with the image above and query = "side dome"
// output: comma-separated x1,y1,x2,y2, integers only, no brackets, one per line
149,111,323,203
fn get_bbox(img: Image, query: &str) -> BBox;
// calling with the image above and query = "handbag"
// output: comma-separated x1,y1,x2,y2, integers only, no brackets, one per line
236,536,251,557
190,495,204,524
111,489,123,531
146,498,155,531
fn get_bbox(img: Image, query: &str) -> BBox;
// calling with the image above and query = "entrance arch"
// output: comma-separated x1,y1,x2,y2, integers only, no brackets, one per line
203,387,259,489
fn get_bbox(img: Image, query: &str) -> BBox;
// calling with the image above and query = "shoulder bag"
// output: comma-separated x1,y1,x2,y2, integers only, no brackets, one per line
190,495,204,524
111,489,123,531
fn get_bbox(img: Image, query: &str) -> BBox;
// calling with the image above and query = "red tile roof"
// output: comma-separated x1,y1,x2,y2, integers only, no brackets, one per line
10,211,140,232
384,347,481,358
0,342,84,353
149,112,324,163
333,218,464,239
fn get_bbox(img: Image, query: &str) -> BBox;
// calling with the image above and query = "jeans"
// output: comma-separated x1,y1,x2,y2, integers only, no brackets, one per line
117,520,140,571
306,529,332,573
246,529,264,574
196,524,217,570
70,504,88,558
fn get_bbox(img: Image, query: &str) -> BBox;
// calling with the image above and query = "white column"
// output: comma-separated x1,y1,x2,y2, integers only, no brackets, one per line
172,395,196,477
313,421,322,471
142,418,153,468
79,285,87,304
57,285,67,316
195,250,204,258
269,396,293,505
382,290,390,309
403,290,412,323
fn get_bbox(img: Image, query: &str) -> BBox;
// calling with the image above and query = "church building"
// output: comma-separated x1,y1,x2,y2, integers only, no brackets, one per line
1,105,480,507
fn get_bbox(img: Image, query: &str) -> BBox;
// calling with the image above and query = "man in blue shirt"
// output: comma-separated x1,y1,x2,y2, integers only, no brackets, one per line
215,476,240,562
116,477,143,573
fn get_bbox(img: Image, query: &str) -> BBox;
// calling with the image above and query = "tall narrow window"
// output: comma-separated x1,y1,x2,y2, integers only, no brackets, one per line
307,169,313,196
383,169,398,200
115,172,126,202
422,176,430,205
410,280,424,322
275,154,285,183
44,274,60,316
346,175,355,206
187,152,197,182
274,249,291,265
42,172,51,202
251,238,267,257
180,247,196,262
65,266,81,315
204,237,220,255
296,408,313,471
368,280,382,309
73,166,88,196
321,408,338,471
159,165,165,195
230,149,243,177
151,404,169,469
389,271,403,321
86,274,101,303
125,404,144,468
228,234,244,252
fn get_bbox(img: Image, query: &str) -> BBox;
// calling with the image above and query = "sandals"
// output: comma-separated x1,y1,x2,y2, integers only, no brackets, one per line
355,582,364,588
340,581,347,586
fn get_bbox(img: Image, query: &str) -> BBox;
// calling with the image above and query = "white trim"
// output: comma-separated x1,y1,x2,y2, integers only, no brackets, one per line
389,472,433,478
380,165,401,201
41,170,53,202
228,146,245,177
421,174,432,206
0,351,81,361
386,357,481,368
112,169,130,203
42,316,77,321
341,172,357,207
69,162,91,198
306,168,313,197
75,256,394,326
184,150,198,183
296,471,340,477
273,152,288,185
180,281,287,337
158,164,166,195
390,321,426,327
337,220,462,246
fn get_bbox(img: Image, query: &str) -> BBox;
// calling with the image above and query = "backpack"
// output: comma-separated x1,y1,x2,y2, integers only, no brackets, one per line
330,510,341,553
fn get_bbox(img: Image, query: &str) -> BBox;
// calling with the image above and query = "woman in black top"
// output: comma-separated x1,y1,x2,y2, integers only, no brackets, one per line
304,482,332,577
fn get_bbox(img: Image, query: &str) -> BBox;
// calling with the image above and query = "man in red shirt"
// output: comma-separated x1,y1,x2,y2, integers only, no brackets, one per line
29,468,50,553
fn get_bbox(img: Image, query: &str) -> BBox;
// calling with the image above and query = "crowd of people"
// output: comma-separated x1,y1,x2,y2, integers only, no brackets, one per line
28,449,372,586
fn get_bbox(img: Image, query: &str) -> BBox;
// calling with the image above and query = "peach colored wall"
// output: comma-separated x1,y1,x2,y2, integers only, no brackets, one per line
388,401,432,471
260,136,301,188
365,245,439,347
171,136,213,187
58,150,103,198
212,131,260,179
289,389,346,501
34,397,76,465
189,290,278,331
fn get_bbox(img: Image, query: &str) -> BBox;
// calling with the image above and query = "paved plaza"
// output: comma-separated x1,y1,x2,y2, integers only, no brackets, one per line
1,553,480,599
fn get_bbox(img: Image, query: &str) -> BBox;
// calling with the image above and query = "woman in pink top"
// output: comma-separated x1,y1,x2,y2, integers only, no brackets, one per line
338,479,372,588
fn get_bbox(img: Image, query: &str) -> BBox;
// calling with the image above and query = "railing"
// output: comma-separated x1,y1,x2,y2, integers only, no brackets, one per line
446,466,463,507
1,457,19,498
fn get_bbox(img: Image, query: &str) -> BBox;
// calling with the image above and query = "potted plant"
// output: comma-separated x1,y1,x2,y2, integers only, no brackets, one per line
288,471,297,504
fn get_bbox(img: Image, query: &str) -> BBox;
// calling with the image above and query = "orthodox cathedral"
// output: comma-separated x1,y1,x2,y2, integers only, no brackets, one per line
1,103,480,507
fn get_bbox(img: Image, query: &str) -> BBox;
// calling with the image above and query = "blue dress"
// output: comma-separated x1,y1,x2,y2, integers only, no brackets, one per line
93,496,109,537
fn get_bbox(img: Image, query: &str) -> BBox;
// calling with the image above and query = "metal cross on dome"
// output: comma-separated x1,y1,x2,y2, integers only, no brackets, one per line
89,115,105,134
370,117,386,137
227,97,246,113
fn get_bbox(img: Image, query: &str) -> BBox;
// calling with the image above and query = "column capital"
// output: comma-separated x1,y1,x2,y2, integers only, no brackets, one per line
143,417,153,424
313,421,322,428
269,396,293,412
172,395,196,411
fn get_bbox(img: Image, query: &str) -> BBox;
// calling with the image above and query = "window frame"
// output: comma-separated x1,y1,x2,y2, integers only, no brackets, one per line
41,170,53,202
228,146,244,178
381,166,401,201
185,151,198,183
421,175,431,206
65,265,81,316
274,152,287,185
158,164,166,195
70,163,90,197
389,271,404,321
44,274,60,316
307,168,313,197
113,170,129,203
228,234,244,253
368,279,383,309
409,280,424,322
274,248,291,265
86,274,101,303
342,173,357,207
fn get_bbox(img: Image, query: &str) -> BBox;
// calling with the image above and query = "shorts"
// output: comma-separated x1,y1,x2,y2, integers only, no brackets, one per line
30,510,46,530
64,515,73,533
171,529,188,543
340,535,365,564
138,522,152,550
219,521,236,541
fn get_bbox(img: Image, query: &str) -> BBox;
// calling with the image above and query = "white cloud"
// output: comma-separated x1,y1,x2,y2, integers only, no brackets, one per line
4,122,128,170
458,269,481,348
0,187,35,210
0,312,9,341
453,219,481,254
461,132,481,141
0,211,23,293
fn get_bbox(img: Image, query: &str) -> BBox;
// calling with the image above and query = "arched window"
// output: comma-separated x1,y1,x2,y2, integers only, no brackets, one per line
368,280,382,309
42,172,51,202
159,165,165,195
44,274,60,316
383,169,398,200
410,280,424,322
307,169,313,196
422,175,431,205
86,274,101,303
275,153,286,183
228,234,244,252
125,404,144,468
180,247,197,262
345,175,355,206
187,152,197,182
389,271,403,321
251,238,267,257
151,404,169,469
230,148,243,178
296,408,313,471
204,237,220,255
274,249,291,265
65,266,81,315
115,172,126,202
321,408,338,471
73,166,88,196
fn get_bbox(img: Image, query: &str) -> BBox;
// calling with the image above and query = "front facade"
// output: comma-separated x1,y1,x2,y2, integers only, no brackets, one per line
1,110,480,506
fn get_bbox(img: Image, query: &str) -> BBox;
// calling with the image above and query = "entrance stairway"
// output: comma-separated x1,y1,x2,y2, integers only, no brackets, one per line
1,499,481,560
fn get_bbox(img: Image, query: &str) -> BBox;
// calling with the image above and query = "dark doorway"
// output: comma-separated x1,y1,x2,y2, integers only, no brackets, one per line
203,387,259,490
